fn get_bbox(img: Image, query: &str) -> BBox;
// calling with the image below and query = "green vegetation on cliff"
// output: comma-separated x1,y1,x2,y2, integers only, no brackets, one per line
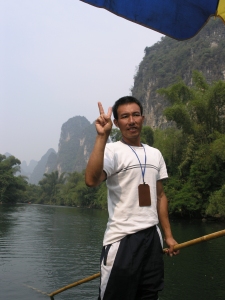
132,18,225,129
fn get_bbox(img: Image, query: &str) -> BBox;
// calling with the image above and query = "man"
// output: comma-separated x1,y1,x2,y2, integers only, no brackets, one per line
85,96,178,300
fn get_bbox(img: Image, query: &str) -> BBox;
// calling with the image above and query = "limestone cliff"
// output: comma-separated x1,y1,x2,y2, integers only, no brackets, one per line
45,116,96,175
29,148,56,184
132,18,225,128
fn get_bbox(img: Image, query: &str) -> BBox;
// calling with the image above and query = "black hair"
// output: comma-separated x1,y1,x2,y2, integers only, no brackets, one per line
112,96,143,120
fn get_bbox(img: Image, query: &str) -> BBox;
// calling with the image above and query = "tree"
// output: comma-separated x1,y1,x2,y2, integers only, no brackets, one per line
23,184,41,204
157,71,225,217
75,180,99,207
0,154,27,204
38,171,66,204
141,126,154,145
153,128,184,175
95,182,107,209
60,171,83,206
206,184,225,217
110,128,122,142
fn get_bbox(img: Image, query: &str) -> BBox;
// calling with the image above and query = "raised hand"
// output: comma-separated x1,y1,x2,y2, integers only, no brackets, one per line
95,102,113,136
85,102,112,186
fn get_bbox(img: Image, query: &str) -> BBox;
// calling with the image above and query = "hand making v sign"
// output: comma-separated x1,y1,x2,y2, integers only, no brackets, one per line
95,102,113,137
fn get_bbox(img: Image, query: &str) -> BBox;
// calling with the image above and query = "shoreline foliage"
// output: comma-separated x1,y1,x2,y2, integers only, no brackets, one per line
157,71,225,218
0,155,27,204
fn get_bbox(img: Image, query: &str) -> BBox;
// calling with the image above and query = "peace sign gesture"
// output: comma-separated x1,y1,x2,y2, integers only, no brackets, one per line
95,102,113,137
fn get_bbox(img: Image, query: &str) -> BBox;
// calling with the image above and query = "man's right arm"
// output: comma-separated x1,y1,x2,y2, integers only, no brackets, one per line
85,135,108,187
85,102,112,187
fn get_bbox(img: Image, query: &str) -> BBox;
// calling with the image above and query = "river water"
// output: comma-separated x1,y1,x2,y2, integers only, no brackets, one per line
0,204,224,300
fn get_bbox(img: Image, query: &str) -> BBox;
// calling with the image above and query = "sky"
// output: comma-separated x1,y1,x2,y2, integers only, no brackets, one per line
0,0,163,164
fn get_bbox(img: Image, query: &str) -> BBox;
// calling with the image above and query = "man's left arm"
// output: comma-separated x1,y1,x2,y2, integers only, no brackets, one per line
157,180,179,256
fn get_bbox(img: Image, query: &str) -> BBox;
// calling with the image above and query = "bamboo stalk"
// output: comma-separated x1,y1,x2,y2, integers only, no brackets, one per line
48,229,225,299
171,228,225,251
48,273,101,298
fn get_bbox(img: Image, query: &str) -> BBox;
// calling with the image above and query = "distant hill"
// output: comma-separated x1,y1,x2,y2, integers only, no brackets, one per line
3,115,97,183
4,152,37,179
4,152,12,158
21,160,38,173
45,116,96,175
8,116,97,185
29,148,56,184
20,160,38,178
132,18,225,129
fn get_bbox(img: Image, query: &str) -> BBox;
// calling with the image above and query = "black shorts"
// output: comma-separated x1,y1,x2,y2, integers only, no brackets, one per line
98,226,164,300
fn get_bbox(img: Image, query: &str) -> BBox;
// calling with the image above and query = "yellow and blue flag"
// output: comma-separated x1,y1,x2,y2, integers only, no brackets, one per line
81,0,225,40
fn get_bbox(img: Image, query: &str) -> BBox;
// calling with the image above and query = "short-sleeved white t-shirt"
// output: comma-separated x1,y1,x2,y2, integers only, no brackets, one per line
103,141,168,246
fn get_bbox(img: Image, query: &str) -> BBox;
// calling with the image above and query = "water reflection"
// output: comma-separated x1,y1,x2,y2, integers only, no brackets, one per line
0,204,224,300
161,220,225,300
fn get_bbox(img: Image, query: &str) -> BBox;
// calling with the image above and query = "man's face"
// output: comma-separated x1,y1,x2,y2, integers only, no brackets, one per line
113,102,144,145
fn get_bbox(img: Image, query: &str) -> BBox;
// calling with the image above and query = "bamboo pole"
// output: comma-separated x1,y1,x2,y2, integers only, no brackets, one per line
48,229,225,299
48,273,101,299
172,229,225,251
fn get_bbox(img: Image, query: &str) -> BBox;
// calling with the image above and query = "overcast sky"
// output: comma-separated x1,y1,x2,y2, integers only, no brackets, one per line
1,0,163,164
